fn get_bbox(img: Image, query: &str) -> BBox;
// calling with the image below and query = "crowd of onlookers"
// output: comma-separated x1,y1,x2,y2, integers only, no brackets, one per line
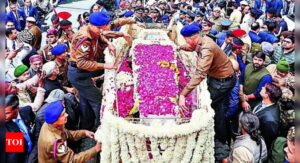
5,0,295,162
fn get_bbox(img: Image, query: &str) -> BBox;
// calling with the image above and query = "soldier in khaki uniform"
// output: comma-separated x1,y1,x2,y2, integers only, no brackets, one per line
209,7,224,32
38,100,101,163
68,12,133,131
178,24,236,162
38,29,59,61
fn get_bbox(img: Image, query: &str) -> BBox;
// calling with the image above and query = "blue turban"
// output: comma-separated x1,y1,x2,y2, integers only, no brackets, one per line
125,10,134,17
51,44,67,56
180,24,201,37
44,101,64,124
89,12,111,27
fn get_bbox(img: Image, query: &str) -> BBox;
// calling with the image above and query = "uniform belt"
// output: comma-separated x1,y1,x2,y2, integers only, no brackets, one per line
212,74,235,82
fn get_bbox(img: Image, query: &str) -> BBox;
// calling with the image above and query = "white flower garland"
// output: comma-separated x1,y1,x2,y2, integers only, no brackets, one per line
181,132,197,162
110,127,120,162
119,132,131,162
171,136,187,162
134,135,149,162
162,138,175,162
126,134,139,163
150,137,161,162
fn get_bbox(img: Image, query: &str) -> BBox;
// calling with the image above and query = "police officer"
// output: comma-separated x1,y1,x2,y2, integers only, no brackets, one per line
216,19,232,47
178,24,236,162
134,7,145,23
38,101,102,162
68,12,130,131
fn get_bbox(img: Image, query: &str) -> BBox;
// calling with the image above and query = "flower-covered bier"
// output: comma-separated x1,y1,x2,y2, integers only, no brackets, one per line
133,44,178,117
114,58,134,118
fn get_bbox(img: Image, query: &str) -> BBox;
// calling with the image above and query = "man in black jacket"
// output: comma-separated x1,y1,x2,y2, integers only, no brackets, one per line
253,83,282,151
5,94,35,163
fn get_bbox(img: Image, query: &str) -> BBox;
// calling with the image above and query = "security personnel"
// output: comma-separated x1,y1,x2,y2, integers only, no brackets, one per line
178,24,236,162
145,9,162,23
209,7,224,32
38,101,102,163
51,44,69,87
134,7,145,23
68,12,130,131
186,11,196,25
38,29,59,62
216,19,232,47
200,19,217,41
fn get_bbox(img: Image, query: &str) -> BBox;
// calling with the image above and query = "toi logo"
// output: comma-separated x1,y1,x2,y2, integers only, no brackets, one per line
6,132,24,152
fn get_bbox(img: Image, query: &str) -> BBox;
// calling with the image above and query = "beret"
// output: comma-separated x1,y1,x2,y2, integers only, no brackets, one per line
51,44,68,56
26,17,36,22
125,10,134,17
14,64,29,77
232,37,244,48
232,29,246,38
276,58,290,73
89,12,111,27
47,29,58,37
202,19,214,26
51,14,59,23
180,24,201,37
44,101,64,124
221,19,232,27
29,54,43,63
60,19,72,29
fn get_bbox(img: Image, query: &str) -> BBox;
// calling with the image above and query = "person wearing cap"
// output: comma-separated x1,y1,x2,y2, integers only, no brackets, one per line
176,9,188,25
229,37,245,62
272,34,295,72
13,64,46,112
239,0,249,12
209,7,224,32
178,24,236,161
195,11,205,25
134,7,146,23
26,17,42,50
38,29,59,62
200,19,217,40
50,14,60,30
143,8,151,20
6,3,27,31
145,8,162,23
38,100,102,163
156,0,167,17
266,58,294,89
185,11,196,25
216,19,232,47
68,12,120,131
28,54,43,78
223,112,267,163
51,44,71,87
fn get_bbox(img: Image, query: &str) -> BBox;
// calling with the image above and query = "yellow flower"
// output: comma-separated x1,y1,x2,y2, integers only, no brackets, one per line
129,100,140,115
169,97,177,103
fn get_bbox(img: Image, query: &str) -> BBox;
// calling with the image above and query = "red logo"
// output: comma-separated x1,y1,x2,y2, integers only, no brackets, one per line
6,132,24,152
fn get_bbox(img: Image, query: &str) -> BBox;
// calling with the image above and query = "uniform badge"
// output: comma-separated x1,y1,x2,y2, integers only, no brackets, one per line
81,45,89,52
57,141,67,154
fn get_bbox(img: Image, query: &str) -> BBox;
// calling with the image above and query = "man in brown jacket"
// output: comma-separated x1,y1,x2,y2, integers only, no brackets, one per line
68,12,132,131
178,24,236,161
38,100,101,163
26,17,42,50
